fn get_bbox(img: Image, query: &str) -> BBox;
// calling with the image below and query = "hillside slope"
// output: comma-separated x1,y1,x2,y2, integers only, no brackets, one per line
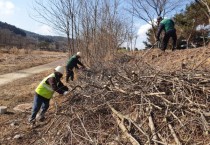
0,47,210,144
134,46,210,72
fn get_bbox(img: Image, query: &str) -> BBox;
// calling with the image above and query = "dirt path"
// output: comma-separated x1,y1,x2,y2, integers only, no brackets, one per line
0,58,67,86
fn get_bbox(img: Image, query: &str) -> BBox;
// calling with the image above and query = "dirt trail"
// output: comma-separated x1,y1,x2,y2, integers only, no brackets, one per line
0,58,67,86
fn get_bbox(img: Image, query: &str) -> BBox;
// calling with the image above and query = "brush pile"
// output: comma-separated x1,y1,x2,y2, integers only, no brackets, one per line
31,54,210,145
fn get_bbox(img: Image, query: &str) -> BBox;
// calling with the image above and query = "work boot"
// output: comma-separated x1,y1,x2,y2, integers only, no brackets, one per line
39,114,46,122
28,118,36,125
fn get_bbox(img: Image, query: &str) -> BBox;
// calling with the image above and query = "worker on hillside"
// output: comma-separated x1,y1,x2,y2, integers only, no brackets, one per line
29,66,69,124
156,16,177,51
66,52,85,83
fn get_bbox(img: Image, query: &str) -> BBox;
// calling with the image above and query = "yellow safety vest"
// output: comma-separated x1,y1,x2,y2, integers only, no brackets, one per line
35,73,55,99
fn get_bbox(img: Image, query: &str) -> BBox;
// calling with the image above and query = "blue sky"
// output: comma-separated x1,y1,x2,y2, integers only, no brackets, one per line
0,0,55,35
0,0,194,49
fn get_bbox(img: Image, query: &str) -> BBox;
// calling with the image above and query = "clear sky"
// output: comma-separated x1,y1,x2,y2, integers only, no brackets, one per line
0,0,55,35
0,0,194,49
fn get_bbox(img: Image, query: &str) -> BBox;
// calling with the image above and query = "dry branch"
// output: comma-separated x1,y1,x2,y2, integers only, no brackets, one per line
167,118,182,145
108,103,141,145
26,54,210,145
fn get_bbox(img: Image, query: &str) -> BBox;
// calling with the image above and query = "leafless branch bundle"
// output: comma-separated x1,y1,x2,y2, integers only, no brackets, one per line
31,54,210,144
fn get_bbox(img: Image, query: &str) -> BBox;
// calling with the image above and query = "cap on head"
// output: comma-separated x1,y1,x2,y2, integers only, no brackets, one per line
157,16,163,21
76,52,81,57
55,66,64,75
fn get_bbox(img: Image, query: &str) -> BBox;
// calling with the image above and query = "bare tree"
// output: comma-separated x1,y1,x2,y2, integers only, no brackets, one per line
32,0,131,63
33,0,79,55
77,0,131,63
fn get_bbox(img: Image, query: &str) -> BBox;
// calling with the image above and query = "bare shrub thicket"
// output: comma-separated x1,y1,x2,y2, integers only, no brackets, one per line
33,0,132,64
0,29,34,49
28,53,210,145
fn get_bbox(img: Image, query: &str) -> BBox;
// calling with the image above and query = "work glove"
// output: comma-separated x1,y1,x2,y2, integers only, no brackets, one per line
63,91,69,96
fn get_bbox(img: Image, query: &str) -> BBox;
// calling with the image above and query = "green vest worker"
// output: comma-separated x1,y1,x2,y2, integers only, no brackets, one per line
66,52,85,82
156,16,177,51
29,66,69,125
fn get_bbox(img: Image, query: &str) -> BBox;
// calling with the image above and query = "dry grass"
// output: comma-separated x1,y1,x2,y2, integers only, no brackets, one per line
0,48,67,75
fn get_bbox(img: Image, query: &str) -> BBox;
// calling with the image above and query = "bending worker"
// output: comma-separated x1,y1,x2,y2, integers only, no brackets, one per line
66,52,85,83
29,66,69,124
156,16,177,51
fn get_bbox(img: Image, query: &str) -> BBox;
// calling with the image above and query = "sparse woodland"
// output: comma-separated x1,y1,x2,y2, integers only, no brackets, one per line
0,0,209,144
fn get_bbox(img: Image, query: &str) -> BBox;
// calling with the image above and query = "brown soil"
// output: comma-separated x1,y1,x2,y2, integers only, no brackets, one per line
0,47,210,144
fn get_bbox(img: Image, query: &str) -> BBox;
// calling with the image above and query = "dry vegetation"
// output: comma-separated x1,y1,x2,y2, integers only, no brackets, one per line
0,47,66,75
0,47,210,144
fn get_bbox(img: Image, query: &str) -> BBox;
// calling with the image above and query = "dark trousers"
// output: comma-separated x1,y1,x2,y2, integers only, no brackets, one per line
162,29,177,51
30,93,50,121
66,69,74,82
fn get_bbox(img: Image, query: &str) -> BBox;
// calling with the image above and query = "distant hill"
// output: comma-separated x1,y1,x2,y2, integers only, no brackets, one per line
23,29,67,43
0,21,26,36
0,21,68,51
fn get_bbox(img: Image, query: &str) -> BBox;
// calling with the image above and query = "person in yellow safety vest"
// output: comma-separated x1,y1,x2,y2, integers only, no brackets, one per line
29,66,69,124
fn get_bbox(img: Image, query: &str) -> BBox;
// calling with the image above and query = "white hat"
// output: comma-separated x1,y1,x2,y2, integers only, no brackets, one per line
55,66,64,75
76,52,81,57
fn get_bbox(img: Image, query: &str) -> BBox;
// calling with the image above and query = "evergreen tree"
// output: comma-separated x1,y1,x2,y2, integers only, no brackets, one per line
174,2,209,48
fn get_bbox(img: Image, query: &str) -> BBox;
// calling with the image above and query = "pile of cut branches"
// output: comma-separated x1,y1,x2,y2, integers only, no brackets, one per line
31,54,210,145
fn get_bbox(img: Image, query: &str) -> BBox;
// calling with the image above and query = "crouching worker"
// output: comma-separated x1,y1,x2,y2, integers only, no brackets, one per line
29,66,69,125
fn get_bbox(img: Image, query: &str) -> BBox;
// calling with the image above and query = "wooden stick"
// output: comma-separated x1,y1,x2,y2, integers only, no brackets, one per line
108,103,140,145
145,92,166,96
113,114,140,145
200,113,209,134
170,111,184,127
167,119,182,145
76,113,94,143
157,133,168,144
113,86,128,94
147,107,158,145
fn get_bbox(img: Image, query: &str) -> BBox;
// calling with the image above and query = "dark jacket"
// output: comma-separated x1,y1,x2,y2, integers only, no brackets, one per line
46,72,68,94
66,55,84,70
